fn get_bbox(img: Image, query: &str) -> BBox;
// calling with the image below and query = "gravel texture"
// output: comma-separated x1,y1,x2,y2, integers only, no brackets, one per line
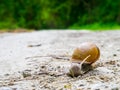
0,30,120,90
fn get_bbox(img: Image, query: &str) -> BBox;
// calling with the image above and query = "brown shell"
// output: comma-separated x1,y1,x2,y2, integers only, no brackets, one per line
71,42,100,64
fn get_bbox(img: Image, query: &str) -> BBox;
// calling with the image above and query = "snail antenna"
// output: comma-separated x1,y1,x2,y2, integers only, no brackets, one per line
79,55,91,70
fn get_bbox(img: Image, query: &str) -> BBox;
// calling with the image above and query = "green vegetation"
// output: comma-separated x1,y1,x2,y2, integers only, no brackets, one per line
0,0,120,30
69,23,120,30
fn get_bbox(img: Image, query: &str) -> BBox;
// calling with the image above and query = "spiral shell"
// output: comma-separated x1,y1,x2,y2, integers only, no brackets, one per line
71,42,100,64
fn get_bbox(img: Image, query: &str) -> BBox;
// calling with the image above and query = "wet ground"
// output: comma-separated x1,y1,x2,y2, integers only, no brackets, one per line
0,30,120,90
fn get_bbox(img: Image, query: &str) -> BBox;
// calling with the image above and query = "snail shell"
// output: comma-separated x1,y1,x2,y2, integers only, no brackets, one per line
71,42,100,64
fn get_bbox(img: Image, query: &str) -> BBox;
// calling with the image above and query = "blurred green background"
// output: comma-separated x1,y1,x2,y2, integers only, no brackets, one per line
0,0,120,31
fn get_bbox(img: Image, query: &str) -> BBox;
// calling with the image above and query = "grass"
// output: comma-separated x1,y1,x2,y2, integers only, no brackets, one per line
0,22,33,33
0,22,19,29
0,22,120,32
69,22,120,31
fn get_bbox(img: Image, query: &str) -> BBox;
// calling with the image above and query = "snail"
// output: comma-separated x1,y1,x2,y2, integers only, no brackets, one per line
67,42,100,77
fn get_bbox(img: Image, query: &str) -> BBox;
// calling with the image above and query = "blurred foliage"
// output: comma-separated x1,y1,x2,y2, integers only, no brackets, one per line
69,22,120,30
0,0,120,30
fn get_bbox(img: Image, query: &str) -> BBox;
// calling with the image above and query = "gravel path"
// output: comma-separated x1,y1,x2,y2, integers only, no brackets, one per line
0,30,120,90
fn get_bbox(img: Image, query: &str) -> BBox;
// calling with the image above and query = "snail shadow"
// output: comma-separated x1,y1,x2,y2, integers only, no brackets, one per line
78,66,113,83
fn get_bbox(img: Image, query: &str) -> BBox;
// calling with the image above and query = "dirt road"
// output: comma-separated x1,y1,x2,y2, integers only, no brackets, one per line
0,30,120,90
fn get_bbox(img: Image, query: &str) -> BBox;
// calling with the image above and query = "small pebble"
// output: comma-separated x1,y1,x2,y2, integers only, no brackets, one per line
95,89,100,90
4,73,10,76
79,84,84,86
57,66,60,69
111,87,119,90
113,54,117,56
41,65,46,68
106,61,116,65
22,71,31,78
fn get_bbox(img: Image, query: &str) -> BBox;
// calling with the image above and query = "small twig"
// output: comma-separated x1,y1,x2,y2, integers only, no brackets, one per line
28,44,42,47
25,55,70,60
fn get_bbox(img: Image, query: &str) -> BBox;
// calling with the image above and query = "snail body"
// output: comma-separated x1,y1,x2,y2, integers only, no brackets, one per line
68,42,100,77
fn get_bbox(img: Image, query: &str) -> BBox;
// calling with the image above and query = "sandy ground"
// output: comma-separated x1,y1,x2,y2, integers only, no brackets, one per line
0,30,120,90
